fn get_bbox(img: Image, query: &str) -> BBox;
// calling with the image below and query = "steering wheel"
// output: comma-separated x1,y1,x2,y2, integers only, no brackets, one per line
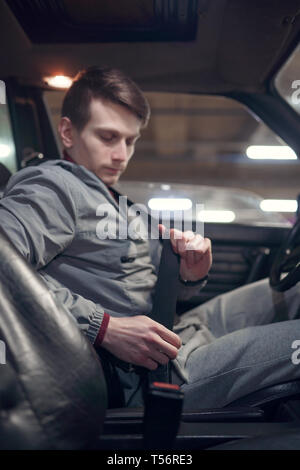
270,218,300,292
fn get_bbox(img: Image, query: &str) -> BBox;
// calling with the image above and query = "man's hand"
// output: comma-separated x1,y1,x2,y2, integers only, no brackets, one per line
101,315,181,370
159,224,212,282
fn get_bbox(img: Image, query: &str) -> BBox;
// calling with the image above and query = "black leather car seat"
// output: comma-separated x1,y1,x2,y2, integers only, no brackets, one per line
0,228,107,449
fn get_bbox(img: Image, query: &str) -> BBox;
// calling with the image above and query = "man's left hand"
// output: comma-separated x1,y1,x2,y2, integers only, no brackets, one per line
159,224,212,282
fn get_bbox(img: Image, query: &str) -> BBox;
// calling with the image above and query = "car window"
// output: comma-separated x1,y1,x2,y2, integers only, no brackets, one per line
115,181,290,227
275,43,300,116
44,91,297,225
0,80,17,176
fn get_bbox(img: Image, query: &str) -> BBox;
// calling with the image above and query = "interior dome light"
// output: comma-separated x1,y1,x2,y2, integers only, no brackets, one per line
44,75,73,89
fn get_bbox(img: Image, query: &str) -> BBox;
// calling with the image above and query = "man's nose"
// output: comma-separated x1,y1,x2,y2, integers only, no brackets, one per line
112,139,128,161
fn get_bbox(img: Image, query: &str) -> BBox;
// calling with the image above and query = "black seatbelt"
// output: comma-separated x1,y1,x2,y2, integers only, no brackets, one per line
151,238,180,330
148,237,180,384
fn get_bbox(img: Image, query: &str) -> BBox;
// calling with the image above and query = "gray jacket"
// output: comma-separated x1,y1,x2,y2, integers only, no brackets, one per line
0,160,204,347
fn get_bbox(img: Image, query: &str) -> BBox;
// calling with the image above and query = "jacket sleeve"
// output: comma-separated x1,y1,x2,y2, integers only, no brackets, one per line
39,271,105,344
0,165,105,345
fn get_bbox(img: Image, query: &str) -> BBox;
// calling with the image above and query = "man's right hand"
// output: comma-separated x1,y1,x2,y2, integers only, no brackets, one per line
101,315,181,371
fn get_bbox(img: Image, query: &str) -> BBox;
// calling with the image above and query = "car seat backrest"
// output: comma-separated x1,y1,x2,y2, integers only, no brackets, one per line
0,229,107,449
0,163,11,192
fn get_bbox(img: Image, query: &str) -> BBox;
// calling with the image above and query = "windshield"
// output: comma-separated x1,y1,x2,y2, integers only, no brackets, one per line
115,181,290,227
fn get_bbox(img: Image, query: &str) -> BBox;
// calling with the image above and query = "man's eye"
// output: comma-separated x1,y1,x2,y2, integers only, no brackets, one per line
100,134,115,142
100,135,116,144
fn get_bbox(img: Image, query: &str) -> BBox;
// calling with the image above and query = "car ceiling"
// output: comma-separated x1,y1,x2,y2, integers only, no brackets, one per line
0,0,299,93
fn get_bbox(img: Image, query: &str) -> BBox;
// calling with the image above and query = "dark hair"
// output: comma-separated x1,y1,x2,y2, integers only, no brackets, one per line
61,66,150,130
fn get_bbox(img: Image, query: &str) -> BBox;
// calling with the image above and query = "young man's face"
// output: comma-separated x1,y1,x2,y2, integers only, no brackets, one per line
60,98,142,186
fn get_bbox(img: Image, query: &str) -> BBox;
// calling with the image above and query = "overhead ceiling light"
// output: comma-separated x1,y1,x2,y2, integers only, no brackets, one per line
260,199,297,212
148,198,192,211
44,75,73,89
197,210,236,223
246,145,297,160
0,144,11,158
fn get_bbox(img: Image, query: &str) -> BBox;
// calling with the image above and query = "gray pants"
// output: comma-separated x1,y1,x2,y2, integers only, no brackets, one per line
172,278,300,409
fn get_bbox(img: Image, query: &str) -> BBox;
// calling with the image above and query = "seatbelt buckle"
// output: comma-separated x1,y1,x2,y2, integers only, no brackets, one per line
143,382,184,449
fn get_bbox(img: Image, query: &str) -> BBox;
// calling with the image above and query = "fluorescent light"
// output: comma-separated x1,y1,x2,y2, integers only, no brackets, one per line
197,210,236,223
44,75,73,89
161,184,171,191
148,198,192,211
0,144,10,158
246,145,297,160
260,199,297,213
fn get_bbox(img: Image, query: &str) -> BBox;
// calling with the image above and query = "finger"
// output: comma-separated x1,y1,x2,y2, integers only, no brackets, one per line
147,317,181,347
174,229,194,244
187,238,212,267
150,349,170,365
197,238,212,260
204,237,212,253
170,228,185,240
177,232,199,255
183,233,203,250
153,340,179,361
169,228,181,253
158,224,166,237
182,239,203,266
156,323,182,348
144,358,159,371
186,236,209,254
147,329,180,358
153,331,182,357
170,228,192,254
193,239,211,261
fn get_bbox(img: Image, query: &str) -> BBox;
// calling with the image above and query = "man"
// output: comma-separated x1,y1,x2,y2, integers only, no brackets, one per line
0,66,300,409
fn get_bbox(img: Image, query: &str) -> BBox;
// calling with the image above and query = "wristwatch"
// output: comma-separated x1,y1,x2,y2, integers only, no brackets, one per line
179,274,209,287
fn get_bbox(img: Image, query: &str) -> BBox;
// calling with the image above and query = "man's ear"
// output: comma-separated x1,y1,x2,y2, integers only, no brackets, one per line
58,117,75,149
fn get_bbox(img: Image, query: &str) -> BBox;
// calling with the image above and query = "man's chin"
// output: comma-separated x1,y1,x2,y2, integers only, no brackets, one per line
100,174,120,186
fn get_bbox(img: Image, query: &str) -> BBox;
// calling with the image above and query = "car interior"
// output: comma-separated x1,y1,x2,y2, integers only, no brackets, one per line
0,0,300,450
